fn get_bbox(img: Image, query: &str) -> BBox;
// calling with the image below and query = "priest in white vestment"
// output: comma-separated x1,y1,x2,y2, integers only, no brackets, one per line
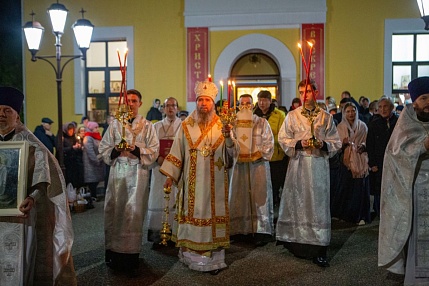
378,77,429,285
276,80,341,267
147,97,181,246
99,89,159,276
160,79,239,274
229,94,274,246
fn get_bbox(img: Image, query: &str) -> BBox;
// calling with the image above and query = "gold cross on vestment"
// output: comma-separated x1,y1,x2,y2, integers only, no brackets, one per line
187,117,195,127
214,157,224,171
240,134,249,142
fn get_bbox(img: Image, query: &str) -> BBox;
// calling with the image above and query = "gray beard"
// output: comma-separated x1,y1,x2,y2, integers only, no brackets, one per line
197,109,215,125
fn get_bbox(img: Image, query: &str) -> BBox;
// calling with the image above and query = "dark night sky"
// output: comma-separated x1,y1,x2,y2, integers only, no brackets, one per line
0,0,23,89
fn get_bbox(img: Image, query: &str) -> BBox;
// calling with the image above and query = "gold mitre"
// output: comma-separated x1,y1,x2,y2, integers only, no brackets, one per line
194,80,218,101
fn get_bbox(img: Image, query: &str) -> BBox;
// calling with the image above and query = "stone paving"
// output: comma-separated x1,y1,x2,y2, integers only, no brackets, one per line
71,198,404,286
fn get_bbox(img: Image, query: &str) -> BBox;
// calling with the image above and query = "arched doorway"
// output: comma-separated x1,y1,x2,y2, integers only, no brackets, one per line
214,33,296,109
230,51,281,105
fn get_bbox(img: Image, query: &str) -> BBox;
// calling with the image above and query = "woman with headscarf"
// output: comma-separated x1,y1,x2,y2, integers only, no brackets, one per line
333,102,371,225
82,121,104,206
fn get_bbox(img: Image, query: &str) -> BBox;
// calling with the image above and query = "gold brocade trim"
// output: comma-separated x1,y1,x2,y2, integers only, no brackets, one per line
301,105,321,123
211,132,224,152
159,169,177,184
188,149,197,218
183,116,219,149
185,116,195,127
171,236,230,251
236,120,253,128
165,153,182,169
223,163,230,239
210,153,216,239
238,151,262,162
177,215,229,226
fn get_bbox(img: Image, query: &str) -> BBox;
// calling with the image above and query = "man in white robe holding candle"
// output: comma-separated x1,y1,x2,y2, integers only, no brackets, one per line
160,79,239,275
276,79,341,267
229,94,275,246
99,89,159,277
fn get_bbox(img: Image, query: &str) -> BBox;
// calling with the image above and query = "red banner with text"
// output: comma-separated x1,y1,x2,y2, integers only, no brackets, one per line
187,28,209,102
301,24,325,100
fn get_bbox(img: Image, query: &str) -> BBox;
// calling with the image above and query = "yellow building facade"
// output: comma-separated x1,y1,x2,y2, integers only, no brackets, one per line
23,0,421,132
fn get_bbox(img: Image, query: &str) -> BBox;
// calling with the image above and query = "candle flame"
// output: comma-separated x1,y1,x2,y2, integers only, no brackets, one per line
232,81,236,87
220,80,223,86
307,41,313,48
228,80,231,85
297,43,302,49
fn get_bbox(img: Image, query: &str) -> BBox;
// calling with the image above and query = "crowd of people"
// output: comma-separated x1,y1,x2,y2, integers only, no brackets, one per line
1,76,428,283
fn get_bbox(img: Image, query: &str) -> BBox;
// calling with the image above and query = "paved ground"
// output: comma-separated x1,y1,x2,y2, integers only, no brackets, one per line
71,197,404,286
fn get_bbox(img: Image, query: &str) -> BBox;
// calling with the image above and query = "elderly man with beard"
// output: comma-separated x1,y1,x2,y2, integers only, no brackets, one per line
0,87,76,285
160,79,239,275
378,77,429,284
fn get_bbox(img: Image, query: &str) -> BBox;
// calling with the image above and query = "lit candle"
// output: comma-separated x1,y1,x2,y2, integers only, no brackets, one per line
298,43,308,75
232,81,236,109
219,80,223,103
117,49,122,68
306,41,315,101
227,80,231,107
123,48,128,102
306,41,314,80
208,74,212,82
117,49,123,106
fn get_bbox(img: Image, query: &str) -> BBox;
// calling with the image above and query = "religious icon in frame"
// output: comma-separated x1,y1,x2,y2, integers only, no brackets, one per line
0,141,28,216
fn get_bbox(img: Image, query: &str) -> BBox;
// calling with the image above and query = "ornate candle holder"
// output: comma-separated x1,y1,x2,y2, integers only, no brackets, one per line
219,104,237,136
302,106,322,149
115,104,133,151
160,186,172,246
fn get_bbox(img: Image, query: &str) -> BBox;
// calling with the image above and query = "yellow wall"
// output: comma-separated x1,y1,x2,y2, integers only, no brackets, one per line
325,0,419,100
24,0,186,132
23,0,421,132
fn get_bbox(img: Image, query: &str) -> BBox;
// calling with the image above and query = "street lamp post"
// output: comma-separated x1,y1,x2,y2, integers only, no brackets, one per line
23,2,94,172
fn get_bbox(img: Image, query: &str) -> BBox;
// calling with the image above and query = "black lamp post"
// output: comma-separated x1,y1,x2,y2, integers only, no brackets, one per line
23,1,94,172
417,0,429,30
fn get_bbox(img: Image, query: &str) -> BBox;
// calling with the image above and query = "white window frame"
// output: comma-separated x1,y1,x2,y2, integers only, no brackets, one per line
73,26,134,114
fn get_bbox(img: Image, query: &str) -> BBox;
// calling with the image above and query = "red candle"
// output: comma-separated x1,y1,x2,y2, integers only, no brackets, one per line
298,43,308,74
208,74,212,82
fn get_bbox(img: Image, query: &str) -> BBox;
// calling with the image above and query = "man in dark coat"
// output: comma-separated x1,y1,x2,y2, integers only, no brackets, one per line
366,97,398,217
33,117,56,153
